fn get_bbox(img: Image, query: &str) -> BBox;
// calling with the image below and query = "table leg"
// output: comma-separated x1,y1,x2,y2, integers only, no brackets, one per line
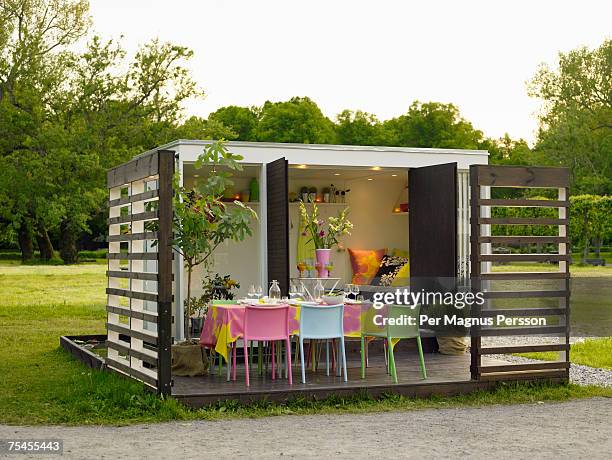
258,341,263,376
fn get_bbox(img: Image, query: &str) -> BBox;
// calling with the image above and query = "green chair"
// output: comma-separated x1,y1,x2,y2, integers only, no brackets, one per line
360,304,427,383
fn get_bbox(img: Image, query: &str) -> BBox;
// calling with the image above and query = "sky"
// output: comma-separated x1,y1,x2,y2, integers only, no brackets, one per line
89,0,611,145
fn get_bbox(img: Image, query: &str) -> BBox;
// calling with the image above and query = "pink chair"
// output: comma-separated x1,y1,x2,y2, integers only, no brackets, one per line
241,305,292,387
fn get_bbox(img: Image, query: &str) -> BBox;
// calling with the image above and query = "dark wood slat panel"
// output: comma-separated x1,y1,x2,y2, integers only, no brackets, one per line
480,271,569,280
156,150,174,396
478,370,568,382
476,235,568,244
409,163,457,293
107,150,159,188
478,198,568,207
108,210,158,225
106,322,158,345
266,158,289,296
479,326,567,336
469,164,481,380
106,305,159,323
106,252,158,261
480,308,567,317
480,344,569,354
106,270,159,281
479,253,569,262
476,165,569,188
478,217,567,225
483,290,567,299
108,189,159,207
108,232,158,242
478,361,569,374
105,357,158,387
106,288,158,302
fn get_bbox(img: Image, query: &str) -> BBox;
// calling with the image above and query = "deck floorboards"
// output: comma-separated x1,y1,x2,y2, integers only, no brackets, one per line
172,352,520,407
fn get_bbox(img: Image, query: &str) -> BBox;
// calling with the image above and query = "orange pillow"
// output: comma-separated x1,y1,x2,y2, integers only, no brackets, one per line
348,248,386,285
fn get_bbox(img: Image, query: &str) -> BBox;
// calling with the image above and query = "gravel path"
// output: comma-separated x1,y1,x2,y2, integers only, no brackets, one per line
482,336,612,387
1,398,611,459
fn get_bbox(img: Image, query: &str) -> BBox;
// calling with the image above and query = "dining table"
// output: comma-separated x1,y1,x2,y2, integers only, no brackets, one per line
199,301,369,362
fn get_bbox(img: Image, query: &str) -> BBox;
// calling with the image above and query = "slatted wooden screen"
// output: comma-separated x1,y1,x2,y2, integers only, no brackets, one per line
106,150,174,395
470,165,570,382
266,157,289,296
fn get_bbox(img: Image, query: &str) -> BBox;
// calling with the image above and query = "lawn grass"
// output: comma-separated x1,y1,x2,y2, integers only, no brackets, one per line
1,262,611,426
517,338,612,369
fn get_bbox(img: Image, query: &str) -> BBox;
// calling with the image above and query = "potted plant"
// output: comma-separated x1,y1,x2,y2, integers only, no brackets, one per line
172,140,257,342
190,274,240,334
299,200,352,277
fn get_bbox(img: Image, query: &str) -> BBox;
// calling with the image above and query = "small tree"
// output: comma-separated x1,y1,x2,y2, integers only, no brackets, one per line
172,141,257,339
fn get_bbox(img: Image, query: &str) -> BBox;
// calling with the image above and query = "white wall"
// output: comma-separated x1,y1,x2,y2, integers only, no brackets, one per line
288,173,409,285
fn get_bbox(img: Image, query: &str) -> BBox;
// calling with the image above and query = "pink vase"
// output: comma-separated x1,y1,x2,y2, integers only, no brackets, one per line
315,249,331,278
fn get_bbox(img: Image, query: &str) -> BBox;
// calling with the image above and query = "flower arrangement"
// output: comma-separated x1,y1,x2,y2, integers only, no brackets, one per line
299,200,353,250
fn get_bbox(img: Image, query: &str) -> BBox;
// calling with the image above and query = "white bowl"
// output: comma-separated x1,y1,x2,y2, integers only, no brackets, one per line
322,295,344,305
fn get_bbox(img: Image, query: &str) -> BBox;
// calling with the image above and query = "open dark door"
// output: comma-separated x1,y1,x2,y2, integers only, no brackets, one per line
409,163,457,285
266,158,289,296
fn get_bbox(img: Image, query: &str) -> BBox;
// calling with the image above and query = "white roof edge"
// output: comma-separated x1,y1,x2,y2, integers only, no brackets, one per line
137,139,489,159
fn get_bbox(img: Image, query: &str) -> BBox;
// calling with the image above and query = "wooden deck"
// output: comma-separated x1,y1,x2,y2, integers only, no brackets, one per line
172,352,519,408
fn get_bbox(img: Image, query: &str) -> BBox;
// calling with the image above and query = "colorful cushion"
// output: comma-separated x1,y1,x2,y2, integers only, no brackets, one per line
372,255,409,286
391,262,410,287
348,248,386,285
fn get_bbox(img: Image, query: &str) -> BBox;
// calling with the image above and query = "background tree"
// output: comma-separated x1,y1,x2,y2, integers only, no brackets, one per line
529,39,612,194
382,101,486,149
208,105,259,140
0,1,204,262
335,110,389,146
255,96,336,144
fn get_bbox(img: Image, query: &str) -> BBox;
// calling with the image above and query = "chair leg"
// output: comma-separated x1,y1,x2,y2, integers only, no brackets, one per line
389,337,398,384
271,341,276,380
258,342,263,376
244,340,250,387
294,336,300,367
360,336,365,379
383,339,389,373
232,342,237,381
326,340,330,376
336,340,341,377
286,337,292,385
226,346,231,381
218,353,223,376
416,336,427,379
340,337,347,382
300,337,306,384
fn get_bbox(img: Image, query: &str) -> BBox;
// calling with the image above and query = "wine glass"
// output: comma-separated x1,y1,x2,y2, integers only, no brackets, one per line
256,285,263,299
248,284,256,299
344,283,353,301
351,284,360,301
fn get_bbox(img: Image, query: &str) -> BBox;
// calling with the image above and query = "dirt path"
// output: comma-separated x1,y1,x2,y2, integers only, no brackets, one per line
1,398,611,459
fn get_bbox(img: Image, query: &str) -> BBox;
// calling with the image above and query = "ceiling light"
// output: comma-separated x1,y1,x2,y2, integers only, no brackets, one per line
391,174,397,177
367,178,373,181
334,173,341,176
297,164,307,169
371,167,381,171
193,174,199,178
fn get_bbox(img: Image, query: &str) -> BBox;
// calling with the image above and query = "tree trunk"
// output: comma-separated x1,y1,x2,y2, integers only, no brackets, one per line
185,266,193,340
35,222,54,261
59,221,78,264
17,221,34,261
594,236,601,258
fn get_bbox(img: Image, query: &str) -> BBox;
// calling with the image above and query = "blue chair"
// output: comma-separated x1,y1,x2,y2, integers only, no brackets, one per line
299,304,347,383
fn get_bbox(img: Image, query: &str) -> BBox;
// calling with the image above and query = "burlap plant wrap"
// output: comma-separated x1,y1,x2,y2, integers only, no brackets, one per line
171,339,209,376
437,336,468,355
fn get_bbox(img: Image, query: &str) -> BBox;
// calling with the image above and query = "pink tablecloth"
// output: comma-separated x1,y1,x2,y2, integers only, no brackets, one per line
199,303,365,360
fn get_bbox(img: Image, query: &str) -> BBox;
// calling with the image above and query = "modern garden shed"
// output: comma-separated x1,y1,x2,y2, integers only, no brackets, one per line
61,140,572,406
